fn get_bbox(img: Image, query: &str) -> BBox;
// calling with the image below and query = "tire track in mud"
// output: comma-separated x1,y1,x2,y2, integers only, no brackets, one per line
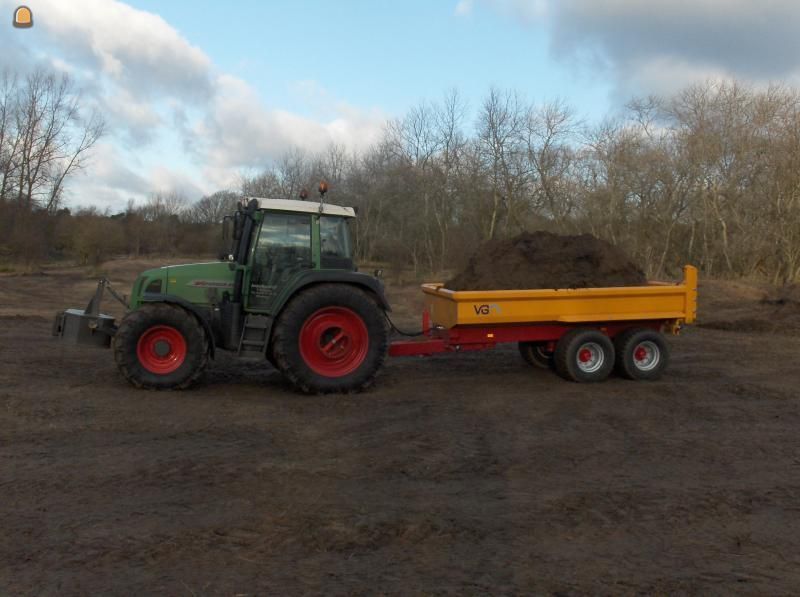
239,391,510,593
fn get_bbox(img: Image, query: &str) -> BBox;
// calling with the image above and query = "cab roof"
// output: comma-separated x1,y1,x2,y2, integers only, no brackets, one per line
246,197,356,218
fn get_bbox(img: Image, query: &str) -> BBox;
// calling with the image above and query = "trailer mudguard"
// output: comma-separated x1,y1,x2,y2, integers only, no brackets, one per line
141,293,216,358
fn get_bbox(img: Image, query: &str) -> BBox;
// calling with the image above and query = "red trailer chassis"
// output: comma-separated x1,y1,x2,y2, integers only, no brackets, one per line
389,310,670,358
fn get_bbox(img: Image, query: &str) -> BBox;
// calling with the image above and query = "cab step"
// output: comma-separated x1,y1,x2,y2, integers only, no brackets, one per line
237,314,271,359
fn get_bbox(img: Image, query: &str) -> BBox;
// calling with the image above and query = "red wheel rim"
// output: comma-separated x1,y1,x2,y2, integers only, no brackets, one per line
299,307,369,377
136,325,187,374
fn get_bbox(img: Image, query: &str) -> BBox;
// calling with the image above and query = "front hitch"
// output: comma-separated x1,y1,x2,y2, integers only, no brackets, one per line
52,278,128,348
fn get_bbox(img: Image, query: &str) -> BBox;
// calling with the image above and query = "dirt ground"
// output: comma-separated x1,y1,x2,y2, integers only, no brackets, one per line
2,259,800,595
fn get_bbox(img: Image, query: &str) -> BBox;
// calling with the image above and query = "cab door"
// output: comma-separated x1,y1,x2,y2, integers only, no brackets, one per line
246,211,313,313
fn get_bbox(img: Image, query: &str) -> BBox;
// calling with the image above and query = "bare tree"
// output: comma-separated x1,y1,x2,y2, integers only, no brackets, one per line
476,88,528,239
8,70,104,211
431,88,468,270
0,71,20,202
525,98,579,226
186,190,239,224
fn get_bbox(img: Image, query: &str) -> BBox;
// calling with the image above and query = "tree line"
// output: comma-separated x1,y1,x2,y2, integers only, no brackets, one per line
2,67,800,284
242,81,800,284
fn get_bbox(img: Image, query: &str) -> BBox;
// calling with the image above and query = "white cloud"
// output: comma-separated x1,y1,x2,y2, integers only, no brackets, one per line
63,141,149,211
149,165,206,199
101,88,163,146
485,0,548,22
457,0,548,21
31,0,213,101
455,0,473,17
619,57,734,99
0,0,388,206
195,74,385,191
481,0,800,97
85,142,149,194
325,103,386,150
550,0,800,78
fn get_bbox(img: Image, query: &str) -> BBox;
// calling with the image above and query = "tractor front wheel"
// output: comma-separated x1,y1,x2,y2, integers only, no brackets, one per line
271,284,388,394
113,303,209,390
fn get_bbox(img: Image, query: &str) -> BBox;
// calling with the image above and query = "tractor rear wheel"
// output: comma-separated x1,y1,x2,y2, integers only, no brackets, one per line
554,328,615,383
113,303,209,390
271,284,388,394
518,341,554,369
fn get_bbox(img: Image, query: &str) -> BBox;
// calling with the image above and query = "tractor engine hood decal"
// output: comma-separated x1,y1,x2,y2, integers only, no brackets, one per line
187,280,234,288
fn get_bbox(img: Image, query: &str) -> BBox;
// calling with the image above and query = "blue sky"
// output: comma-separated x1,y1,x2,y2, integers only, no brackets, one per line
129,0,612,120
3,0,799,211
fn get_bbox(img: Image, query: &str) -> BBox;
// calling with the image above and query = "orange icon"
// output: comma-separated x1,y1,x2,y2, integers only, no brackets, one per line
13,5,33,28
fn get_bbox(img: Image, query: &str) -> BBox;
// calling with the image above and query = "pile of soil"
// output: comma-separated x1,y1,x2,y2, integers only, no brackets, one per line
698,282,800,335
445,231,647,291
762,284,800,307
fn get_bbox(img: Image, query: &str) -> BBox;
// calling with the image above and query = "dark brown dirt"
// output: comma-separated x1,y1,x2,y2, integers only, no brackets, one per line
445,231,647,291
3,260,800,594
697,280,800,335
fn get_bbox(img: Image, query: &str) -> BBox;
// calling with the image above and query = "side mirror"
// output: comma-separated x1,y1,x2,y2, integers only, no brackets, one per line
219,216,231,261
232,212,243,241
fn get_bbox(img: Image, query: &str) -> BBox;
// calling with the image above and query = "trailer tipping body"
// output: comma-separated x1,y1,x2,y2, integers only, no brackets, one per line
389,265,697,358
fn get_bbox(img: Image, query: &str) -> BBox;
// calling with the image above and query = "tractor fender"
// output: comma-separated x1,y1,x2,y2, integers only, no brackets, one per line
272,271,391,317
141,293,216,358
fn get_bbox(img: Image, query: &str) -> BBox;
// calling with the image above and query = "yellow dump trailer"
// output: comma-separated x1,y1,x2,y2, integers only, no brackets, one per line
389,266,698,383
423,265,697,330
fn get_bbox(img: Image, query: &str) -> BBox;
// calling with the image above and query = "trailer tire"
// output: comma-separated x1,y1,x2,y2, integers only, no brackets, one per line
113,303,208,390
271,284,388,394
554,328,614,383
614,328,669,381
518,342,554,369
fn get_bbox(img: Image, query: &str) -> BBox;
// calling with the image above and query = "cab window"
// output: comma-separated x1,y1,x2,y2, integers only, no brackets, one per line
248,212,312,309
320,216,353,269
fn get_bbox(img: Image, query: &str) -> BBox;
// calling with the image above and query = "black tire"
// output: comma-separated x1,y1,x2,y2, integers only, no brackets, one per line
554,328,615,383
271,284,388,394
113,303,209,390
614,328,669,381
518,341,554,369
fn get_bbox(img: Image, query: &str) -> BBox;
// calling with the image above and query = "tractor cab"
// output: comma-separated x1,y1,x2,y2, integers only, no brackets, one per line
240,198,357,311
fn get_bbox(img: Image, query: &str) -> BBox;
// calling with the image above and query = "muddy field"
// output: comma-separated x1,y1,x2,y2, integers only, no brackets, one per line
2,260,800,594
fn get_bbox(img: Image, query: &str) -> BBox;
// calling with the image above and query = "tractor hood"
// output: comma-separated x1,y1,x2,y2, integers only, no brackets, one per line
130,261,235,308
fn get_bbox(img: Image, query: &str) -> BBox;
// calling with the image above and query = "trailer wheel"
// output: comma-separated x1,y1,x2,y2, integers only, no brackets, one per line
614,328,669,381
113,303,209,390
271,284,388,394
518,342,554,369
554,328,614,383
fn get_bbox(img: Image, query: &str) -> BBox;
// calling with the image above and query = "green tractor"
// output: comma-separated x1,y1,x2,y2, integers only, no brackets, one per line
53,188,390,393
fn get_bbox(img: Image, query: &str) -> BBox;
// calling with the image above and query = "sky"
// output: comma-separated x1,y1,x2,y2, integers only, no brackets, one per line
3,0,800,211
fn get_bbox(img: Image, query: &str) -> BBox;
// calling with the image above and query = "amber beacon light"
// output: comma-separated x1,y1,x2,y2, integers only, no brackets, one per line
13,5,33,28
